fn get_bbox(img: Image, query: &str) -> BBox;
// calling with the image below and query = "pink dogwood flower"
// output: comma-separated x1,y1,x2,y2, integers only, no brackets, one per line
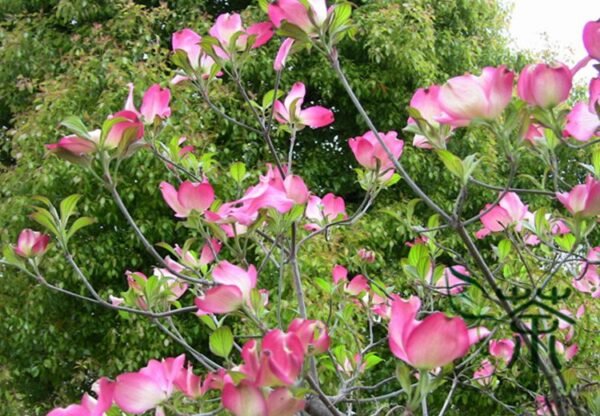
438,66,514,126
174,364,204,399
266,388,306,416
556,176,600,217
46,130,100,163
474,359,495,386
274,38,294,71
288,318,330,355
476,192,529,238
171,29,221,81
209,13,273,59
358,248,376,263
388,296,476,369
555,340,579,361
104,110,144,152
304,193,347,231
125,83,171,124
517,63,572,108
489,339,515,364
195,261,257,315
113,355,185,414
274,82,334,129
268,0,328,35
14,229,50,258
589,77,600,112
564,102,599,142
172,28,202,68
174,239,222,268
47,378,114,416
573,247,600,298
536,395,557,416
222,381,268,416
240,330,305,388
160,180,215,218
348,130,404,179
435,265,470,295
408,86,453,148
583,20,600,60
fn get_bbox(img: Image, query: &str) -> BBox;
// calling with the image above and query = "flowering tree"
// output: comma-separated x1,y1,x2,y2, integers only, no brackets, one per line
2,3,599,415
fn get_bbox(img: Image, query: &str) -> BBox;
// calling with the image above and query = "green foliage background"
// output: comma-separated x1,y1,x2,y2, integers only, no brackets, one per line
4,1,593,415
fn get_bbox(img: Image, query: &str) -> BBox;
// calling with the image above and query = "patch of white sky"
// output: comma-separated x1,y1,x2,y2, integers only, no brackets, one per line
506,0,600,84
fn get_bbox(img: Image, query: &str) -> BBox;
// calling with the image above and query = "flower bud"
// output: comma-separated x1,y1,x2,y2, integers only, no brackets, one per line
15,229,50,258
583,20,600,60
517,63,572,108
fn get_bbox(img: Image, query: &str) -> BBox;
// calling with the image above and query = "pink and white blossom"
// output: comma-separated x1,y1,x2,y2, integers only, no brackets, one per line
14,229,50,258
517,63,572,108
438,66,514,126
195,261,257,315
476,192,529,238
160,180,215,218
583,20,600,60
274,82,334,129
556,176,600,217
348,130,404,180
388,296,473,369
564,102,599,142
268,0,329,35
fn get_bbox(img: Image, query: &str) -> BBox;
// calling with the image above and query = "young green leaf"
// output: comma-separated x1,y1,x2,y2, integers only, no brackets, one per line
60,116,90,139
229,162,247,184
210,326,234,358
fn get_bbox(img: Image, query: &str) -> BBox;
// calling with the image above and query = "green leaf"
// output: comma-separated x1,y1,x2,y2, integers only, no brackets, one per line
330,3,352,33
32,195,52,207
258,0,269,13
497,239,512,261
209,326,234,358
2,245,25,268
408,243,427,267
60,194,81,224
261,89,283,109
67,217,97,240
592,147,600,177
395,361,413,395
363,353,383,370
277,22,310,42
30,209,59,236
384,173,401,187
229,162,247,183
436,150,463,181
198,315,217,331
171,50,194,74
315,277,333,293
555,233,576,251
60,116,90,139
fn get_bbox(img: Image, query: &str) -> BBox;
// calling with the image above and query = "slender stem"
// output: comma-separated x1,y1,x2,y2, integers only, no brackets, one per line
438,377,458,416
231,67,286,177
306,375,344,416
297,191,374,249
150,145,202,182
290,223,307,319
153,319,220,371
288,127,297,173
62,252,198,318
197,84,262,134
421,395,429,416
328,50,452,224
104,175,210,286
469,177,555,196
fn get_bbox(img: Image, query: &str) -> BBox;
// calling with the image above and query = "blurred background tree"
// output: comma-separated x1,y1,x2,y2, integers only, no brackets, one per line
0,0,531,413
